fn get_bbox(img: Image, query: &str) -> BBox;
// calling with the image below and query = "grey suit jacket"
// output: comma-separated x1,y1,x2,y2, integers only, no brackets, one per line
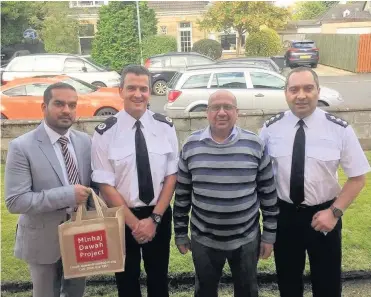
5,123,92,264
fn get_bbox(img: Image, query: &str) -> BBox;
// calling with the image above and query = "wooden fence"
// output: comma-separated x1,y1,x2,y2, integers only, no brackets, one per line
306,33,371,73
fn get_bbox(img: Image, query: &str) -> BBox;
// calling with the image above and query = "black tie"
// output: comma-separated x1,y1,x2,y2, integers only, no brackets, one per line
290,119,306,205
135,120,154,205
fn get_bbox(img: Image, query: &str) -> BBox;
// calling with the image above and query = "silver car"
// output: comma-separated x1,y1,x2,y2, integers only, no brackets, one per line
164,65,344,116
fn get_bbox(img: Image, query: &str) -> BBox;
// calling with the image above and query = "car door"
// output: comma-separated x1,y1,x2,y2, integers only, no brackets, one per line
208,71,254,110
177,72,211,108
247,70,287,110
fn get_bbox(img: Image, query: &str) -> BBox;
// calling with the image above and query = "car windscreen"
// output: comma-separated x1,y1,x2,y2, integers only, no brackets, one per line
167,72,183,89
63,77,98,94
292,42,316,49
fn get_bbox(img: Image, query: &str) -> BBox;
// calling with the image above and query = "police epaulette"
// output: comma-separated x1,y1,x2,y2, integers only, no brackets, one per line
95,116,117,135
325,113,348,128
153,113,173,127
265,112,284,127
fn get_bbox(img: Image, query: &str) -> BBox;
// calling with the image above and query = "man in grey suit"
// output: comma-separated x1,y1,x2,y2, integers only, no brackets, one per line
5,82,92,297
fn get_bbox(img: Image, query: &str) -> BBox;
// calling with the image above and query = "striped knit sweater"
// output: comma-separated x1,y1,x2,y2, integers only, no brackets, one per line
173,126,279,251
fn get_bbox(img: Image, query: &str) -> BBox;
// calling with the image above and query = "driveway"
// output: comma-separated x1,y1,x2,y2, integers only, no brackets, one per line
282,64,356,77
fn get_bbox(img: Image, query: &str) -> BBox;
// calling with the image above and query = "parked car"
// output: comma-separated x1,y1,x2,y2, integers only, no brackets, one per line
1,54,121,87
216,57,282,73
0,75,124,120
1,49,31,67
284,40,319,68
164,65,343,116
145,52,214,96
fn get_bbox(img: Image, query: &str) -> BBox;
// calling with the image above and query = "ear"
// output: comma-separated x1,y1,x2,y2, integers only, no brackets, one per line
41,102,46,113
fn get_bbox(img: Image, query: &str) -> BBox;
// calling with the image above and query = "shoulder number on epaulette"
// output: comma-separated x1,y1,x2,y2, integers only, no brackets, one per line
95,116,117,135
153,113,173,127
265,112,284,127
325,113,348,128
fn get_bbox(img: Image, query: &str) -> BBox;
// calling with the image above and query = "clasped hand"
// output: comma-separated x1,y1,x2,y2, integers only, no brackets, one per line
132,218,156,244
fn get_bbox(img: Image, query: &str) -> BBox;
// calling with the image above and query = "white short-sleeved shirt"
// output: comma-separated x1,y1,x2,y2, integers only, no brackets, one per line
91,110,179,208
259,108,370,206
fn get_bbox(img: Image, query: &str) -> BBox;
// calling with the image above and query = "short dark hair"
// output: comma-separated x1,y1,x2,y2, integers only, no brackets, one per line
43,82,76,105
285,66,319,90
119,64,151,90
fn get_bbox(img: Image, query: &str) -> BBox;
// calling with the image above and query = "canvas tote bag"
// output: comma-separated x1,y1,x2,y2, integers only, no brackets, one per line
58,189,125,279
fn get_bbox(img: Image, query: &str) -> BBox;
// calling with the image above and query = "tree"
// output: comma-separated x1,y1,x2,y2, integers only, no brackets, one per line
142,35,177,61
41,2,79,53
198,1,290,55
192,39,222,60
245,28,282,57
292,2,328,20
91,1,157,71
0,1,44,46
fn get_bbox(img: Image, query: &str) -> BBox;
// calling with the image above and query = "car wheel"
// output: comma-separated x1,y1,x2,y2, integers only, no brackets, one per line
317,101,328,107
153,80,167,96
311,63,318,68
94,107,118,116
92,81,107,87
191,105,207,112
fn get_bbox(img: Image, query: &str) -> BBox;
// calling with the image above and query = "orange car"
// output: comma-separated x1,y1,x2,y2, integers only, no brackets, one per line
0,75,124,120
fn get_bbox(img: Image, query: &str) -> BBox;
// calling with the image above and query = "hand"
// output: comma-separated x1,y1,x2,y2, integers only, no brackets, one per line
177,243,191,255
311,209,338,233
259,242,273,259
74,185,91,205
132,218,157,244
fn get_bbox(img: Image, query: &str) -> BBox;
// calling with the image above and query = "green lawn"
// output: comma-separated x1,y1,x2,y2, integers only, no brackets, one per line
2,153,371,284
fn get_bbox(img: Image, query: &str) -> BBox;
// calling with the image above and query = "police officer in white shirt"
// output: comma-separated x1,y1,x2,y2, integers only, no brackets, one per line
91,65,179,297
259,67,370,297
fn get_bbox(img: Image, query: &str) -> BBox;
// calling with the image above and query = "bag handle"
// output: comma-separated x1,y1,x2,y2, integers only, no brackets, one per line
76,188,105,222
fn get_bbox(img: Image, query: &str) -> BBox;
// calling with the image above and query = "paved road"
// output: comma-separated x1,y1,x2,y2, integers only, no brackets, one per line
149,72,371,115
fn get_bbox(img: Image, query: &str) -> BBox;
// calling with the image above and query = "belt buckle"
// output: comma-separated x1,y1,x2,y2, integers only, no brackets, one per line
296,204,307,210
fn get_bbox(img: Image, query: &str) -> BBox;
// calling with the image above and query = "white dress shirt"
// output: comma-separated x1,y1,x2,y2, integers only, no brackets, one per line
259,108,370,206
91,110,179,208
43,121,78,185
200,125,238,144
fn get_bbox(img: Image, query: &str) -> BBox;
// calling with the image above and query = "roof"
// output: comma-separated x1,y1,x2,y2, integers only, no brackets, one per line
186,64,271,71
150,52,213,60
147,1,209,12
2,75,70,89
318,1,371,22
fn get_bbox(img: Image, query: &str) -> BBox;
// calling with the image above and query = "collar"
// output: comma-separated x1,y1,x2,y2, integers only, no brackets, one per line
288,108,319,129
43,121,71,145
120,110,157,136
200,125,238,144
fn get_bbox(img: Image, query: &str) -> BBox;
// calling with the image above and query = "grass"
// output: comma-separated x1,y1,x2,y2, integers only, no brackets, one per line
2,152,371,285
2,280,371,296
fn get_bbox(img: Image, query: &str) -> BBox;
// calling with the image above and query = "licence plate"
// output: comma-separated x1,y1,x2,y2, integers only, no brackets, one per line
300,55,311,59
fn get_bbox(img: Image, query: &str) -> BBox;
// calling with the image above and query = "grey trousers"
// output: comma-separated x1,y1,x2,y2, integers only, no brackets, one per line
191,235,260,297
29,259,85,297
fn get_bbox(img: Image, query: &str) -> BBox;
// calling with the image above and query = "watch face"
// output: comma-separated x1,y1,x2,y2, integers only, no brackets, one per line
333,208,343,218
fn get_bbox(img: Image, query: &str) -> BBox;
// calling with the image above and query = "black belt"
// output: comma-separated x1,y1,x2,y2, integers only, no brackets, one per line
278,198,335,211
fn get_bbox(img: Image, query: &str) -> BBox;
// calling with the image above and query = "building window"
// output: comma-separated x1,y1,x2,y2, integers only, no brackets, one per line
178,22,192,52
160,26,167,35
69,1,105,8
220,33,245,51
79,24,95,37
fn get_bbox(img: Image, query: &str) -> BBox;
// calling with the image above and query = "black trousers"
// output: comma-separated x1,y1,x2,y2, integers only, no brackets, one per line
191,234,260,297
115,206,172,297
274,199,342,297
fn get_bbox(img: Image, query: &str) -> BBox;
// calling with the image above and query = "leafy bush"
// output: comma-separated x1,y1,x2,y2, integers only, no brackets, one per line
142,35,177,61
91,1,157,72
192,39,222,60
245,28,282,57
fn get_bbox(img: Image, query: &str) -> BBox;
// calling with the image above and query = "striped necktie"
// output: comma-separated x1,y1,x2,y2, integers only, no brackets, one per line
58,136,80,185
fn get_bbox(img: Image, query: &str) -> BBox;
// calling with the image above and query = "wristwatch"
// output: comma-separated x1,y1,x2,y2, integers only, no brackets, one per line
330,205,343,218
150,213,162,225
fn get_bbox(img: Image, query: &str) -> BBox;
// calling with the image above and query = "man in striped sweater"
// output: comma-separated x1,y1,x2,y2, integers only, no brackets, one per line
173,90,279,297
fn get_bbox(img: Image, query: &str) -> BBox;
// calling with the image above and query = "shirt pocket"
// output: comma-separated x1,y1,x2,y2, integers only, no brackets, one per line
148,138,172,179
109,145,135,173
268,137,291,158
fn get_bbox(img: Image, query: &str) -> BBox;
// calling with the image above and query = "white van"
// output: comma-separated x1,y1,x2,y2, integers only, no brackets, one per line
2,54,121,87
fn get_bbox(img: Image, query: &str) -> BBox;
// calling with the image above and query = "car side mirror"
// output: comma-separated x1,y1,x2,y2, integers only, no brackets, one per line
82,66,87,72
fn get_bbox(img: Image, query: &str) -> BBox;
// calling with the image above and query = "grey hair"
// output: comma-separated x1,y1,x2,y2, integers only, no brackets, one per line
119,64,151,90
285,66,319,90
